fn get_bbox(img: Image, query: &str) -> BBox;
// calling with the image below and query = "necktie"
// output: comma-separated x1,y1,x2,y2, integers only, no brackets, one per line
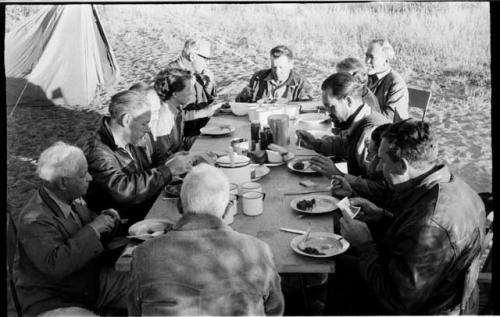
70,203,83,227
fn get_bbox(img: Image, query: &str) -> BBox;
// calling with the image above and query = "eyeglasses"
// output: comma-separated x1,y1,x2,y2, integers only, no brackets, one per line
196,53,209,60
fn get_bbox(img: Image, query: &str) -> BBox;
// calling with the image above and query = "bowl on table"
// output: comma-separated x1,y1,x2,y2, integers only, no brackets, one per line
230,102,250,116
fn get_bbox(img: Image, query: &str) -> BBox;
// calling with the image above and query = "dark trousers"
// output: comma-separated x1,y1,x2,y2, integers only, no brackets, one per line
325,253,385,315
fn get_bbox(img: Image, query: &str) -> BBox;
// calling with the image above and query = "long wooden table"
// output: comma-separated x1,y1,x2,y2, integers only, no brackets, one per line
116,114,337,273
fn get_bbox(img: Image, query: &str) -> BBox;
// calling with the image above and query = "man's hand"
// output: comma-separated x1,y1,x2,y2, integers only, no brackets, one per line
88,214,116,235
349,197,385,223
295,130,319,150
190,152,217,166
330,175,353,198
339,208,374,247
165,153,192,176
101,208,121,227
310,156,343,178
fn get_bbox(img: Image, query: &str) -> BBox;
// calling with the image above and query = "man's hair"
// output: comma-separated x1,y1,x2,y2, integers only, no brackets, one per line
180,163,230,216
37,141,86,183
270,45,293,60
154,68,193,102
109,90,150,120
129,82,150,94
321,72,364,99
336,57,367,84
371,123,392,149
369,39,395,61
381,119,438,169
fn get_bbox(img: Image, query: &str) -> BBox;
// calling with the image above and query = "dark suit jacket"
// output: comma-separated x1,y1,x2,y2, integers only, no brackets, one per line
14,187,104,316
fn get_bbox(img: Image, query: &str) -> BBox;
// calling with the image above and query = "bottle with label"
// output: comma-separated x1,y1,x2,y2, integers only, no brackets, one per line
250,121,261,151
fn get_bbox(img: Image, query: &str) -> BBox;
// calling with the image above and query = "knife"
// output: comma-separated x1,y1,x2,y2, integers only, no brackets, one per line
280,227,307,235
284,190,331,196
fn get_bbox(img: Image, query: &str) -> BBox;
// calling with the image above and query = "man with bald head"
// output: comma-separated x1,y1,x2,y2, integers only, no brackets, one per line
15,142,128,316
127,163,284,316
83,90,191,226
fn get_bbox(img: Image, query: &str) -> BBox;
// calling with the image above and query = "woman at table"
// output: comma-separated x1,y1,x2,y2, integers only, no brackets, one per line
151,68,195,163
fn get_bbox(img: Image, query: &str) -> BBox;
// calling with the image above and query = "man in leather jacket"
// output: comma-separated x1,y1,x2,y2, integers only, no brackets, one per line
83,90,191,226
326,119,485,314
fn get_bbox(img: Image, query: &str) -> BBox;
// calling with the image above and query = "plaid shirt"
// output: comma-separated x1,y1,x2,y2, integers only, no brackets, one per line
127,213,284,316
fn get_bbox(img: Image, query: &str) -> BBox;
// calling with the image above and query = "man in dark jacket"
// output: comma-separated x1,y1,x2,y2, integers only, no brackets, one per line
235,45,313,103
127,164,284,315
365,39,409,122
327,119,485,314
15,141,128,316
83,90,191,226
296,72,389,178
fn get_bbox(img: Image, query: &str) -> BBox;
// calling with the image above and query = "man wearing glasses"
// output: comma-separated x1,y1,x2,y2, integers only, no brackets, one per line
167,39,217,148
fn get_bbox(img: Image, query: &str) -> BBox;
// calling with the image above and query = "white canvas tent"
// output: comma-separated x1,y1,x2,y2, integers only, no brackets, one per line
5,5,119,110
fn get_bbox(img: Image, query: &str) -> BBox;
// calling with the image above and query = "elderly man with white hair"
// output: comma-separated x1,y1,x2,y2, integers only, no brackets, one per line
365,39,409,122
14,141,129,317
127,163,284,316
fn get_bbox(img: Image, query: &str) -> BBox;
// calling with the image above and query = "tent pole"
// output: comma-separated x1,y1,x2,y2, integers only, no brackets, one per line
8,80,29,119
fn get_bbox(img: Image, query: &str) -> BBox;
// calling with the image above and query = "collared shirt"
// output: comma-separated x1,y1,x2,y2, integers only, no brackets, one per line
105,120,136,161
44,188,83,227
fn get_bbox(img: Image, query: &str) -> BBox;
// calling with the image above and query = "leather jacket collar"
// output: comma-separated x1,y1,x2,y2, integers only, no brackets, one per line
393,164,452,209
97,116,120,151
261,68,301,87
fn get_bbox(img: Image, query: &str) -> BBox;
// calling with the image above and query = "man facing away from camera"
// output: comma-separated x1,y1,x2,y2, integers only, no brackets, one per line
236,45,313,103
127,163,284,316
14,141,128,317
326,119,485,315
167,39,217,148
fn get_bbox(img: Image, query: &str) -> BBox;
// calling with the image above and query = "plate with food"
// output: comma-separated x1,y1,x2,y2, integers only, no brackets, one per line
127,219,174,241
250,164,271,181
290,232,349,258
290,195,339,214
247,144,295,167
287,158,317,173
219,102,233,113
200,124,235,136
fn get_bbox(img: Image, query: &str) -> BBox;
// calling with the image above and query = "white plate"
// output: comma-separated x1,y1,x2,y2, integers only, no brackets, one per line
287,158,317,173
127,219,174,241
297,113,330,124
290,232,349,258
200,125,235,136
250,164,271,181
264,152,296,167
290,195,339,214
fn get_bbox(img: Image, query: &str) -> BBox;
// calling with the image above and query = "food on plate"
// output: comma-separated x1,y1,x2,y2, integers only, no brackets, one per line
296,198,316,211
248,150,267,164
293,161,305,170
221,102,231,110
298,236,343,255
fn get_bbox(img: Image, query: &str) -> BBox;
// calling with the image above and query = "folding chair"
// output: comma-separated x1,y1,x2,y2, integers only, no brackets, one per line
408,87,432,121
7,211,22,317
